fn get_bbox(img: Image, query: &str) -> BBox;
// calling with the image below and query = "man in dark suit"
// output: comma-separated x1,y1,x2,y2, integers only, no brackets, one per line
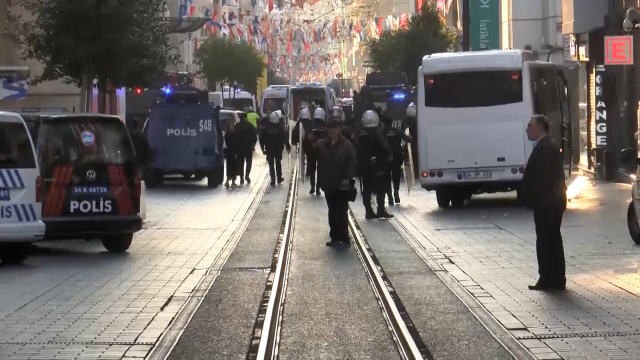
522,115,567,291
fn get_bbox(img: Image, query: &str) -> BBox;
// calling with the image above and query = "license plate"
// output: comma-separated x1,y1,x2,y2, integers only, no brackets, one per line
0,188,9,201
463,171,492,180
72,186,109,195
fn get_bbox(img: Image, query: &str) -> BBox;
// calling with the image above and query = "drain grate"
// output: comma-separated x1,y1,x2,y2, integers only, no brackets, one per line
0,341,155,346
516,331,640,340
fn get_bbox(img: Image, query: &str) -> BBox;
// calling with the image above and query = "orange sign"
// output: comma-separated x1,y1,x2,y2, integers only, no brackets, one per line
605,36,633,65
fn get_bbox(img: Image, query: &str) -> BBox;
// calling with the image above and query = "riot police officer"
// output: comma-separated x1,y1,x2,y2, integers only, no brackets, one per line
382,115,412,205
331,106,355,144
357,110,393,219
292,108,313,175
307,108,328,195
261,111,291,186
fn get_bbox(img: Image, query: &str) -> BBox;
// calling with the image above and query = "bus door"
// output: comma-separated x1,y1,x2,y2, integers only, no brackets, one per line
557,69,573,174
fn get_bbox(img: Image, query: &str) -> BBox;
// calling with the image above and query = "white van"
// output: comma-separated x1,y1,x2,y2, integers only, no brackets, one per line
0,112,45,264
290,84,336,121
418,50,572,207
221,89,257,111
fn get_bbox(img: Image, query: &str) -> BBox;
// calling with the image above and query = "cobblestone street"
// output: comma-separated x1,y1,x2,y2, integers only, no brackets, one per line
390,180,640,360
0,159,268,360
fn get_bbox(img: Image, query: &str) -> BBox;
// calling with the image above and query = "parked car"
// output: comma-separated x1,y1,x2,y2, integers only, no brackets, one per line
0,112,45,263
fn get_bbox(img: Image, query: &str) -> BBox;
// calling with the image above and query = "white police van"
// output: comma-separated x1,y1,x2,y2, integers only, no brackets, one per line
0,112,45,264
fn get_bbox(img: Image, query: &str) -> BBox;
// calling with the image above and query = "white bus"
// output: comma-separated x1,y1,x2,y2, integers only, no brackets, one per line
418,50,572,208
290,83,336,121
261,85,292,118
218,88,257,111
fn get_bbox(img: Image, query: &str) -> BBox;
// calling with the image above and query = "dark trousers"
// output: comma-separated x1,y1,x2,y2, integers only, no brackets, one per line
533,206,566,286
266,153,283,182
239,149,253,178
307,154,318,187
226,153,237,179
362,173,386,212
389,160,402,192
325,191,349,242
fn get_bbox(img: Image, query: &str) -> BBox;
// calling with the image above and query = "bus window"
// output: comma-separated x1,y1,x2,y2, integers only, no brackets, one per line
424,71,523,108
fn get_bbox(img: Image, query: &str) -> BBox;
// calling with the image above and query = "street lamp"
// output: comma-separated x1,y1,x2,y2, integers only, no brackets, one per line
623,7,640,32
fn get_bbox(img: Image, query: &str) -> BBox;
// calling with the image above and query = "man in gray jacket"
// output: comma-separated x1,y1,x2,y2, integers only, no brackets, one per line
315,116,358,247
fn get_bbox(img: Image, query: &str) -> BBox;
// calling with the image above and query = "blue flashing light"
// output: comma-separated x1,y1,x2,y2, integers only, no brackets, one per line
393,94,405,99
162,86,172,95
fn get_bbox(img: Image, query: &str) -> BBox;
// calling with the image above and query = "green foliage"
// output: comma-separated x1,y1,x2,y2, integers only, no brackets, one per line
6,0,174,89
366,3,457,85
196,37,265,93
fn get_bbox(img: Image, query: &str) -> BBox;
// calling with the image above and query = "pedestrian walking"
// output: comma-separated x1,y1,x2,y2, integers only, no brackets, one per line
522,115,567,291
235,114,258,184
292,108,314,178
307,108,328,196
224,122,240,189
261,112,291,186
331,106,356,144
382,115,411,205
356,110,393,219
402,103,419,179
315,116,357,247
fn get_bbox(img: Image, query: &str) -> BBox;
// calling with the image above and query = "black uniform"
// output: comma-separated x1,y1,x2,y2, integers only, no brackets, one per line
383,120,411,204
292,118,314,176
260,122,291,185
235,119,258,182
224,130,240,180
306,119,328,194
356,126,393,218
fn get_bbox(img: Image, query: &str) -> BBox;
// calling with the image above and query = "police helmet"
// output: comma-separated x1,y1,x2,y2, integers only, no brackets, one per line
268,111,280,124
313,107,326,121
330,106,344,120
362,110,380,128
300,108,311,120
407,103,417,118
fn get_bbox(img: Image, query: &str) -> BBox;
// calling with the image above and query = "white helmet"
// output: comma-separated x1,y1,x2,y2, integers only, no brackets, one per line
407,103,416,118
300,108,311,120
268,111,280,124
330,106,344,121
362,110,380,128
313,107,326,121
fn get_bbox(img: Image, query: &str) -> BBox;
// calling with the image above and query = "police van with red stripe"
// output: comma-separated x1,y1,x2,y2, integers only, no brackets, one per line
0,112,45,264
20,113,142,253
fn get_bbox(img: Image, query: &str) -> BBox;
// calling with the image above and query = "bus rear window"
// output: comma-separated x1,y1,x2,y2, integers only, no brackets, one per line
424,70,523,108
37,118,135,167
223,98,254,111
0,122,36,169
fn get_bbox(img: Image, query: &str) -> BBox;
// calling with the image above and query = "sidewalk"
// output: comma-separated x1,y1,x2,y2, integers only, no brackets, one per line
390,180,640,359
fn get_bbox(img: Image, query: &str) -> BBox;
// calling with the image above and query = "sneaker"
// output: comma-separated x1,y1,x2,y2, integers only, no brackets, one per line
394,191,400,204
377,209,394,219
245,176,251,184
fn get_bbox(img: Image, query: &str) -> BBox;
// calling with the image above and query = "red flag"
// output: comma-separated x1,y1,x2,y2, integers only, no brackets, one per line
377,17,383,35
304,42,310,51
417,0,423,11
268,0,273,12
189,6,195,17
287,41,292,53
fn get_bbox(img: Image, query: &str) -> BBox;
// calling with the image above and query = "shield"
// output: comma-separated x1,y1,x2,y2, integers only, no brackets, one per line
402,128,415,194
298,124,305,184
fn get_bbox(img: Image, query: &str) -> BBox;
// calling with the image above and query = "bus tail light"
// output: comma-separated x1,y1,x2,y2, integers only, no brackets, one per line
511,167,518,174
421,171,429,178
436,171,443,178
519,167,525,174
429,170,436,178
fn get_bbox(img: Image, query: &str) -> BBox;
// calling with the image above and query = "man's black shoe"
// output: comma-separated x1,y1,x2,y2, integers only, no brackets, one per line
394,191,400,204
377,210,394,219
240,177,245,185
528,283,551,291
340,239,351,247
316,189,321,196
365,209,377,219
326,240,340,247
278,177,285,184
387,193,394,207
245,176,251,184
270,180,276,186
309,186,315,194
